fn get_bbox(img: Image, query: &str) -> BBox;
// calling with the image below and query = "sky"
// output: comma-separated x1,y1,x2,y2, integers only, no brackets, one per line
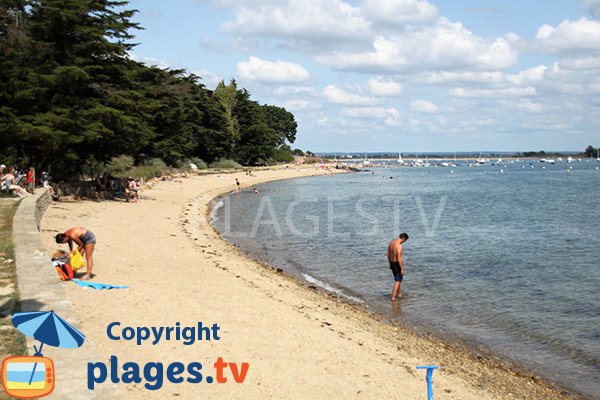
127,0,600,153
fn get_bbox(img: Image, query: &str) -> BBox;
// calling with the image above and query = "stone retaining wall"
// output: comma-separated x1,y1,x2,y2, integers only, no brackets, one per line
12,190,120,399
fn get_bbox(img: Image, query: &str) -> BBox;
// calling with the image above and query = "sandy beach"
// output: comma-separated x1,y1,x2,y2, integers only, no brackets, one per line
38,165,579,400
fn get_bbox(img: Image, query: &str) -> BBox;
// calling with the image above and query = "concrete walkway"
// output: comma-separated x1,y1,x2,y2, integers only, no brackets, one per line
12,190,121,399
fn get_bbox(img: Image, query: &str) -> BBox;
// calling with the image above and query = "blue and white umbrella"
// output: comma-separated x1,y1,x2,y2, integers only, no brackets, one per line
12,310,86,353
11,310,85,386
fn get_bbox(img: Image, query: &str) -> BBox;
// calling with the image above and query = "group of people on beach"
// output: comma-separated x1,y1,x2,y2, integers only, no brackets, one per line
50,170,406,296
93,173,141,202
0,164,35,197
1,164,58,199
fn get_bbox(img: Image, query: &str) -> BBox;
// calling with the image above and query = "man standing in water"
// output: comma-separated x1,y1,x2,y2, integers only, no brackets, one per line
387,233,409,301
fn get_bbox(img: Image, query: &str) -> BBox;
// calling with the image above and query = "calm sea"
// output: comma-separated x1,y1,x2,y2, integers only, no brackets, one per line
213,160,600,398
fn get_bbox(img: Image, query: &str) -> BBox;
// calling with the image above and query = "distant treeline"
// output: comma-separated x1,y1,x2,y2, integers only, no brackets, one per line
584,145,600,158
318,146,598,159
520,146,599,158
0,0,300,179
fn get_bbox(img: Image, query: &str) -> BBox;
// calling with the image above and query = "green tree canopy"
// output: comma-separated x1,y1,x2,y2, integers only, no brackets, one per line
0,0,299,178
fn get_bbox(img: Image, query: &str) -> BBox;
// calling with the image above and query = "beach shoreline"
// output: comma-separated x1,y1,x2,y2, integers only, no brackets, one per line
39,165,587,400
207,176,592,400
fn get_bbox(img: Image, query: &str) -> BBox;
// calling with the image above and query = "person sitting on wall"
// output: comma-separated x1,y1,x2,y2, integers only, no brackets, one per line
1,166,30,197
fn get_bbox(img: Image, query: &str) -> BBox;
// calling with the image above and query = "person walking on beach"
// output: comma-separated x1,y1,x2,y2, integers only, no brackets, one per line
27,167,35,194
235,178,241,193
387,233,409,301
55,227,97,280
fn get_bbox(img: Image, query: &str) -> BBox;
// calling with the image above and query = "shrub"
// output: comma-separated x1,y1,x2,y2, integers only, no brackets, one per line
106,155,134,178
189,157,208,170
272,148,294,163
178,157,208,171
113,158,170,179
209,159,243,170
128,165,169,179
142,158,168,169
304,157,326,165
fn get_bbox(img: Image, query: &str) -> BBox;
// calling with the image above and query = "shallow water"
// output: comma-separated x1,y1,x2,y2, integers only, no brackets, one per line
214,161,600,398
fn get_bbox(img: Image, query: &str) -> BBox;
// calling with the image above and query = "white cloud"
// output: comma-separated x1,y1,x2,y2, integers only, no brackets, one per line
423,71,505,85
282,100,322,111
367,77,403,96
192,69,222,88
410,99,439,113
323,85,380,106
130,55,172,69
559,56,600,70
507,65,547,86
221,0,370,44
205,0,600,149
362,0,438,25
272,86,317,96
408,118,421,128
316,18,517,73
317,116,330,126
449,86,538,97
514,100,544,113
535,18,600,53
460,117,495,128
236,56,310,84
583,0,600,19
341,107,400,119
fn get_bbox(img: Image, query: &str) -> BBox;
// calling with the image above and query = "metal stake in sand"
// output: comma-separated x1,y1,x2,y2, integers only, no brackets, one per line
416,366,439,400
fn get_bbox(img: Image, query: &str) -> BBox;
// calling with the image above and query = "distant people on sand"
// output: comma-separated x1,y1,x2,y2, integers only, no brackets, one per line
235,178,241,193
27,167,35,194
387,233,409,301
134,179,141,202
127,177,140,203
55,227,96,280
0,165,30,197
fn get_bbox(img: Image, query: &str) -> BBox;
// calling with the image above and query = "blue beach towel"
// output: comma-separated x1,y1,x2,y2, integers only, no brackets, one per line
72,279,128,290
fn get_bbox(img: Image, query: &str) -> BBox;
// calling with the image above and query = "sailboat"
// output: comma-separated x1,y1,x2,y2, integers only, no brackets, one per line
398,153,408,166
597,149,600,162
362,152,371,167
423,154,431,168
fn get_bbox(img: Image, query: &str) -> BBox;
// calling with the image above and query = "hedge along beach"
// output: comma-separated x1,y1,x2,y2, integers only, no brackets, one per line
39,165,581,400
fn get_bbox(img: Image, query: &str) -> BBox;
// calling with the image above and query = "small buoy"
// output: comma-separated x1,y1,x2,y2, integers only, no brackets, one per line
450,170,455,174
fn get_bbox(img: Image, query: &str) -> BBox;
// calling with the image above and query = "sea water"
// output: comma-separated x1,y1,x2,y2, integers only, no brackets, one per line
213,161,600,398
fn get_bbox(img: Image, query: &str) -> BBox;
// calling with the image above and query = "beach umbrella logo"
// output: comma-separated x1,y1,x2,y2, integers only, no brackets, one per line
1,310,85,398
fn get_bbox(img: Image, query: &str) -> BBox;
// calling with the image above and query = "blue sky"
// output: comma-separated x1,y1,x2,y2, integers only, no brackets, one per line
127,0,600,153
